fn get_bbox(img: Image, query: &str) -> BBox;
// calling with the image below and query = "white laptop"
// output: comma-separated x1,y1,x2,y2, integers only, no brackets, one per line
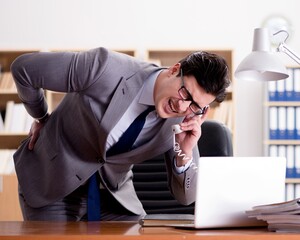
140,156,286,229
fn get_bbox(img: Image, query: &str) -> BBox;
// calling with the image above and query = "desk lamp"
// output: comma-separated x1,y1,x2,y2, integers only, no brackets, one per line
235,28,300,81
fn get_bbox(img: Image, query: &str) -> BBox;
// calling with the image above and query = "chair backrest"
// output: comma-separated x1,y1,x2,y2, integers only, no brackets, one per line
132,120,233,214
197,120,233,157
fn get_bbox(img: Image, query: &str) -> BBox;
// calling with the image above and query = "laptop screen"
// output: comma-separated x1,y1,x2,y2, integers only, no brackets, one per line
194,157,286,228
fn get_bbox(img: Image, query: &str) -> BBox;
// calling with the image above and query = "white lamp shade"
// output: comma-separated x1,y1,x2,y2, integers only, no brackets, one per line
235,28,289,81
235,51,289,81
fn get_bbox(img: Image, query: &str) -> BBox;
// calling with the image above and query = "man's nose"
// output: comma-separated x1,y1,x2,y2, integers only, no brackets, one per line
178,99,191,113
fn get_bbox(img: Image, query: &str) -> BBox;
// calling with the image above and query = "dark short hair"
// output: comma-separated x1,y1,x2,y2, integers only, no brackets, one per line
178,51,231,103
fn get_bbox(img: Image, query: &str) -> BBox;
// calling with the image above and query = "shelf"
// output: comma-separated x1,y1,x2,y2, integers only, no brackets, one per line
264,140,300,145
286,178,300,184
264,66,300,200
114,50,135,57
0,50,39,72
49,49,136,57
0,91,21,110
0,175,22,221
0,133,28,149
265,102,300,107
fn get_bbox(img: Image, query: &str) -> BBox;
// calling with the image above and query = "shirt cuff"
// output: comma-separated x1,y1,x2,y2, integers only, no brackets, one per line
173,157,193,174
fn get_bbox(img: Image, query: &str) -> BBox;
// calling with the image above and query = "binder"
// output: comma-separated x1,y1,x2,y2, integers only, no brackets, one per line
285,183,295,201
285,68,294,101
294,69,300,101
276,80,285,101
269,107,278,139
268,81,277,101
295,146,300,178
286,145,295,178
286,107,296,139
296,107,300,139
278,107,287,139
295,184,300,198
269,145,277,157
277,145,286,161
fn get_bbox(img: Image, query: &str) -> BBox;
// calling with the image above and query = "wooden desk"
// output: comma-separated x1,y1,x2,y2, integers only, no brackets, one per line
0,221,299,240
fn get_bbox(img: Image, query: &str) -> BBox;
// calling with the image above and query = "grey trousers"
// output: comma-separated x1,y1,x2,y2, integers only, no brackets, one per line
18,181,141,221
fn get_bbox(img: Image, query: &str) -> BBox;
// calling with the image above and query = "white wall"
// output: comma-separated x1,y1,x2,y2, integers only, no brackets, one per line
1,0,299,156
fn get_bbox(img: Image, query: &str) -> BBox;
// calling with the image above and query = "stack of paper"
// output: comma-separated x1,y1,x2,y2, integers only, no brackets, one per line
246,198,300,232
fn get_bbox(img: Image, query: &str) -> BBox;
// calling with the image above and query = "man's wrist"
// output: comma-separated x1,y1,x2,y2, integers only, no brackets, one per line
35,113,50,124
173,156,193,174
175,154,193,166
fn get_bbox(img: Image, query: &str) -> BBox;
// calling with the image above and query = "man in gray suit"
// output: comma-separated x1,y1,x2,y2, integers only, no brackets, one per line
11,47,230,221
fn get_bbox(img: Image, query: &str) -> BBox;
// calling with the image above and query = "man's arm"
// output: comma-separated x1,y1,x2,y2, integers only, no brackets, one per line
165,146,199,205
10,48,108,119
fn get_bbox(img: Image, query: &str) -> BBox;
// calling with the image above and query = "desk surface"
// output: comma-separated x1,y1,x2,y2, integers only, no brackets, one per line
0,221,299,240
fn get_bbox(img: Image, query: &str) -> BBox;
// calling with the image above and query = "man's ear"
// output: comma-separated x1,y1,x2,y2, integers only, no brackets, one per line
168,63,181,76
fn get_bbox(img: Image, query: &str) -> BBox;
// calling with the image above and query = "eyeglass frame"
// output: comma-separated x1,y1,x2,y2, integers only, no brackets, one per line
178,69,209,115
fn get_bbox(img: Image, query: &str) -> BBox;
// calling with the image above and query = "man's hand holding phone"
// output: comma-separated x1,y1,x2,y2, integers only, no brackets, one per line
173,106,209,167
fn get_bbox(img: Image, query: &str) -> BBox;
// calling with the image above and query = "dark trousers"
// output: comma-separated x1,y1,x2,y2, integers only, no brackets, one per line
19,181,141,221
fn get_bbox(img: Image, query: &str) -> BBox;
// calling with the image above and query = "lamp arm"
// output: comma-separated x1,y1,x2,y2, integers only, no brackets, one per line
277,42,300,65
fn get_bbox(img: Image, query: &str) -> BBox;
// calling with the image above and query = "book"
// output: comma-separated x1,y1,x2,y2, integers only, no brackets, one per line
3,101,14,131
139,214,194,227
246,198,300,215
3,101,29,133
0,113,3,131
268,223,300,232
9,103,27,132
246,198,300,232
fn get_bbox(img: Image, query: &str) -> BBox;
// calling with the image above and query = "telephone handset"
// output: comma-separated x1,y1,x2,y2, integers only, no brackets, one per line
171,124,183,134
172,113,197,134
171,115,199,170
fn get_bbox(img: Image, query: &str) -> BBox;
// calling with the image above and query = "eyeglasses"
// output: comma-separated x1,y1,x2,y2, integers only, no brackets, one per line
178,69,208,115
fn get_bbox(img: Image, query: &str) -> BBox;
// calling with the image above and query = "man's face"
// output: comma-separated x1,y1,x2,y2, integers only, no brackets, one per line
154,65,215,119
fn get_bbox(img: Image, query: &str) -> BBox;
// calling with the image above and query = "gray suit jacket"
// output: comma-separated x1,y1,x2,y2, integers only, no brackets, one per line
11,47,199,216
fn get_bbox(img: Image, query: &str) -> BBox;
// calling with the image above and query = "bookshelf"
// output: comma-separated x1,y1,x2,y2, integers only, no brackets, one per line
264,66,300,201
0,51,38,110
146,49,234,135
0,51,39,220
0,51,39,150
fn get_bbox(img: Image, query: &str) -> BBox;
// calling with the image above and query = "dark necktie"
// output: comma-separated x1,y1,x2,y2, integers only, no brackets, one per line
106,106,155,156
87,106,155,221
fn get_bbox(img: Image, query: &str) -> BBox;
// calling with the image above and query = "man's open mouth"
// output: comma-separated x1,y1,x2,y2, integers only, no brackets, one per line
168,99,177,113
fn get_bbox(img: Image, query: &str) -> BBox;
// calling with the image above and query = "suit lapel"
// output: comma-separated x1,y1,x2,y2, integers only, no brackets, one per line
100,77,141,132
100,65,158,158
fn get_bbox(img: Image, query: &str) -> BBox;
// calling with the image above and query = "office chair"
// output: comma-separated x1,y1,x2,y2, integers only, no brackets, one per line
132,120,233,214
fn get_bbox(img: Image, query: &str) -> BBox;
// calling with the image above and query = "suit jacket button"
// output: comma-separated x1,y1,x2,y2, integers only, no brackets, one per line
186,177,191,188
